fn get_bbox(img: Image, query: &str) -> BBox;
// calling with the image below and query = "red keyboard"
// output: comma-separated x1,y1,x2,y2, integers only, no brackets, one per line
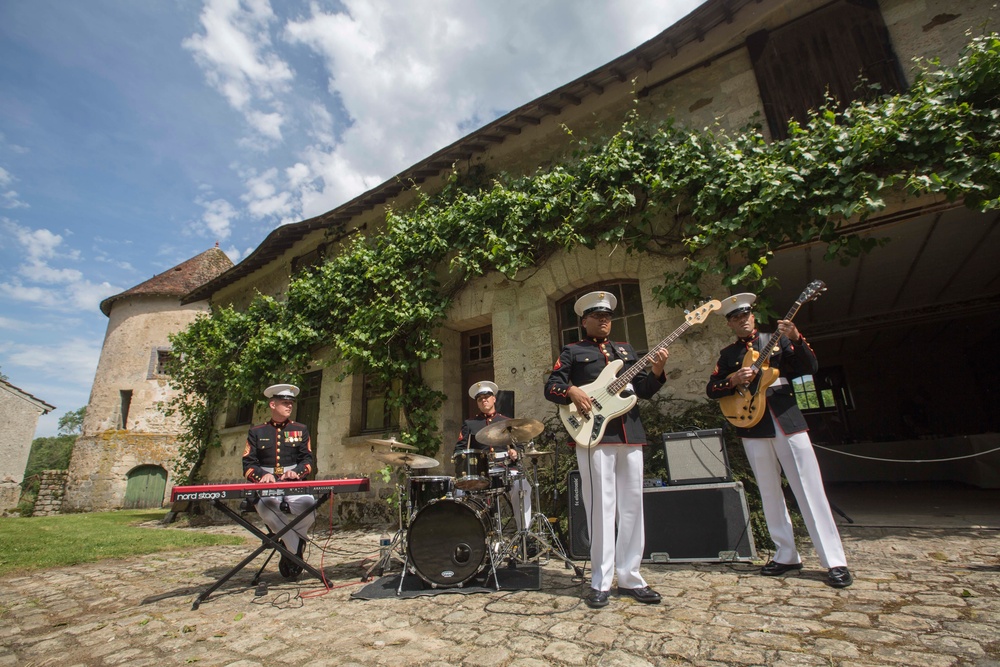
170,477,370,502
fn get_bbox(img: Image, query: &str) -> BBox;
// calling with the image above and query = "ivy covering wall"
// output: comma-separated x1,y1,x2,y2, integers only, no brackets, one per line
167,35,1000,483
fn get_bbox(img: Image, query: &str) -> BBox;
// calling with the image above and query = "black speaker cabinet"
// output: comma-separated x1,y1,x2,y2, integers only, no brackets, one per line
642,481,756,563
568,472,755,563
495,390,515,419
566,470,590,560
663,428,731,485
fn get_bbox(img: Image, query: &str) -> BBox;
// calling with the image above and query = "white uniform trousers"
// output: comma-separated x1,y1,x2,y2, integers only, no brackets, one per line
742,413,846,569
255,494,316,554
508,474,532,531
575,443,647,591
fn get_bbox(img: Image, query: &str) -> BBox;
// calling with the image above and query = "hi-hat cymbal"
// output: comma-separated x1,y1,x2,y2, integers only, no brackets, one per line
475,418,545,447
523,447,554,458
366,437,417,451
372,450,439,469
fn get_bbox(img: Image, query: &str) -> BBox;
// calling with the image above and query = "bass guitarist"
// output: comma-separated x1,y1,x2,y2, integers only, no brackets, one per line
545,290,668,608
706,293,852,588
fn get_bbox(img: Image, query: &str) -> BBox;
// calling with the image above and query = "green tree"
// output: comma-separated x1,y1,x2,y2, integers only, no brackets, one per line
57,407,86,435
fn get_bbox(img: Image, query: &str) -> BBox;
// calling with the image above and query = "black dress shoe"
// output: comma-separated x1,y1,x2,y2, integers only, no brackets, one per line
826,566,853,588
760,560,804,576
617,586,661,604
277,540,303,579
584,588,610,609
278,554,302,579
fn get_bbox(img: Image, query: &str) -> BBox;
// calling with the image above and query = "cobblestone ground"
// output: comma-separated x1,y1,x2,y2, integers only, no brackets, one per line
2,524,999,667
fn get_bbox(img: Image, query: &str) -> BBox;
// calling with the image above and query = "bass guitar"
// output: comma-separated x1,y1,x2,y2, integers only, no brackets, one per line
559,300,721,447
719,280,826,428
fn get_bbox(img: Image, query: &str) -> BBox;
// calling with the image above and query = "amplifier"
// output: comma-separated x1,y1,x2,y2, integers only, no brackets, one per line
642,481,756,563
663,428,731,485
568,473,755,563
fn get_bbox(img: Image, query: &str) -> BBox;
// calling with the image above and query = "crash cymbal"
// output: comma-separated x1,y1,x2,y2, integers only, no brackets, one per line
475,418,545,447
372,450,439,469
366,437,417,451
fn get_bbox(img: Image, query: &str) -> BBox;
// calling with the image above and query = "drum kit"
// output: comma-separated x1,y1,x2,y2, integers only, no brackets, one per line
362,420,582,592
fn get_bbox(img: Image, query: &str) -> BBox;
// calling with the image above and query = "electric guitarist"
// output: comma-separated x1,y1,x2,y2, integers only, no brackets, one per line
544,290,666,609
706,292,852,588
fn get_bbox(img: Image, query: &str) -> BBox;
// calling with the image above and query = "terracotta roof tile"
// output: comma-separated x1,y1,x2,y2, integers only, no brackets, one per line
100,247,233,316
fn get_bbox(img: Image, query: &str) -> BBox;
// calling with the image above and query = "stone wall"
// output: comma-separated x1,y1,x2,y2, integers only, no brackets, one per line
63,432,178,512
0,386,47,512
0,482,19,514
32,470,69,516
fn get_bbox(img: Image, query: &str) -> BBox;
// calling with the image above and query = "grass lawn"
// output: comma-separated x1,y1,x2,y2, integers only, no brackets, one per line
0,509,244,578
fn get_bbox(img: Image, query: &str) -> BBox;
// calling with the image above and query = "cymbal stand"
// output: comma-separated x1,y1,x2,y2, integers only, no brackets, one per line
362,467,409,582
498,443,584,579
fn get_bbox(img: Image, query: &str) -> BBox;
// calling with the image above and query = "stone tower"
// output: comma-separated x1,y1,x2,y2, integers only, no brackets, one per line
62,247,232,512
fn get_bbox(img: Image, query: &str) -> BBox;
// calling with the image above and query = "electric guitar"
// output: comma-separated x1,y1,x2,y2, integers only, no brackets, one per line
719,280,826,428
559,300,721,447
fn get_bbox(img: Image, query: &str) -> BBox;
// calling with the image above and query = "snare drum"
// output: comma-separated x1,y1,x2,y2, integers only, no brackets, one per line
487,465,509,493
453,448,489,491
408,476,453,513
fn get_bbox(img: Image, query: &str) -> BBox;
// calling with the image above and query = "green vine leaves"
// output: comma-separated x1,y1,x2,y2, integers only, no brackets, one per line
167,34,1000,482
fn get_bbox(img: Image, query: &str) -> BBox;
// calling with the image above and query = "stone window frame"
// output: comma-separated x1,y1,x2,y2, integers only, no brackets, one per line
556,281,649,353
146,347,174,379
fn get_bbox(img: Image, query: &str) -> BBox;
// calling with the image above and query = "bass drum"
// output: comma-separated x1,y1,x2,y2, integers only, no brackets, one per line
407,497,492,587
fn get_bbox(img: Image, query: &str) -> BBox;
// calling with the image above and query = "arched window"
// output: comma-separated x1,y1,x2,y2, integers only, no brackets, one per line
556,281,649,352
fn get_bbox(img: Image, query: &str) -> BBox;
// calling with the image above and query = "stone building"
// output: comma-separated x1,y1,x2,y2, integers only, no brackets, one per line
62,247,232,512
0,379,55,512
180,0,998,501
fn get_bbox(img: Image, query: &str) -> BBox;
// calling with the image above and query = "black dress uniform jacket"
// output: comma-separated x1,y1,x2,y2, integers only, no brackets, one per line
545,337,665,444
243,419,314,482
706,331,818,438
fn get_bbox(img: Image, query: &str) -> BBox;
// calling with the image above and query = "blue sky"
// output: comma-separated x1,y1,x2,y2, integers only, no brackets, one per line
0,0,704,437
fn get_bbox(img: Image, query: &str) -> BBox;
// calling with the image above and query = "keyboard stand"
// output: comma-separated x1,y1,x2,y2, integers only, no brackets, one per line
191,493,330,610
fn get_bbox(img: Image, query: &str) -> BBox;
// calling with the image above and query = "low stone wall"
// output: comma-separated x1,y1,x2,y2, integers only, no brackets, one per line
32,470,69,516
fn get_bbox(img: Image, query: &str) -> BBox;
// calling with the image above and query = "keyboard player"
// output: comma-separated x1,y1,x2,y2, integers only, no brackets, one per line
243,383,316,579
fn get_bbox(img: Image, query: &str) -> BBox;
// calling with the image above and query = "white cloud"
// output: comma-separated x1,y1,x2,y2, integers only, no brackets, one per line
0,278,118,313
247,109,284,140
0,316,25,330
5,337,102,393
19,261,84,285
0,219,120,313
2,219,76,262
0,167,29,209
183,0,705,229
222,245,247,263
1,190,29,209
194,197,239,240
183,0,293,143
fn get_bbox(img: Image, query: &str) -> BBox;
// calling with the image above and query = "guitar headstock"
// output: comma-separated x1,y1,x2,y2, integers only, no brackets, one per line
795,280,826,306
685,300,722,325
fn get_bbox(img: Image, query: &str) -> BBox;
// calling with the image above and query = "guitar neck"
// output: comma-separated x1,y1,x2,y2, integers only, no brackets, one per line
751,300,806,372
608,322,690,393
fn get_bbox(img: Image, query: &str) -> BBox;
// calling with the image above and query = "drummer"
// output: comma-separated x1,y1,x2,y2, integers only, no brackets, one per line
454,382,531,529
